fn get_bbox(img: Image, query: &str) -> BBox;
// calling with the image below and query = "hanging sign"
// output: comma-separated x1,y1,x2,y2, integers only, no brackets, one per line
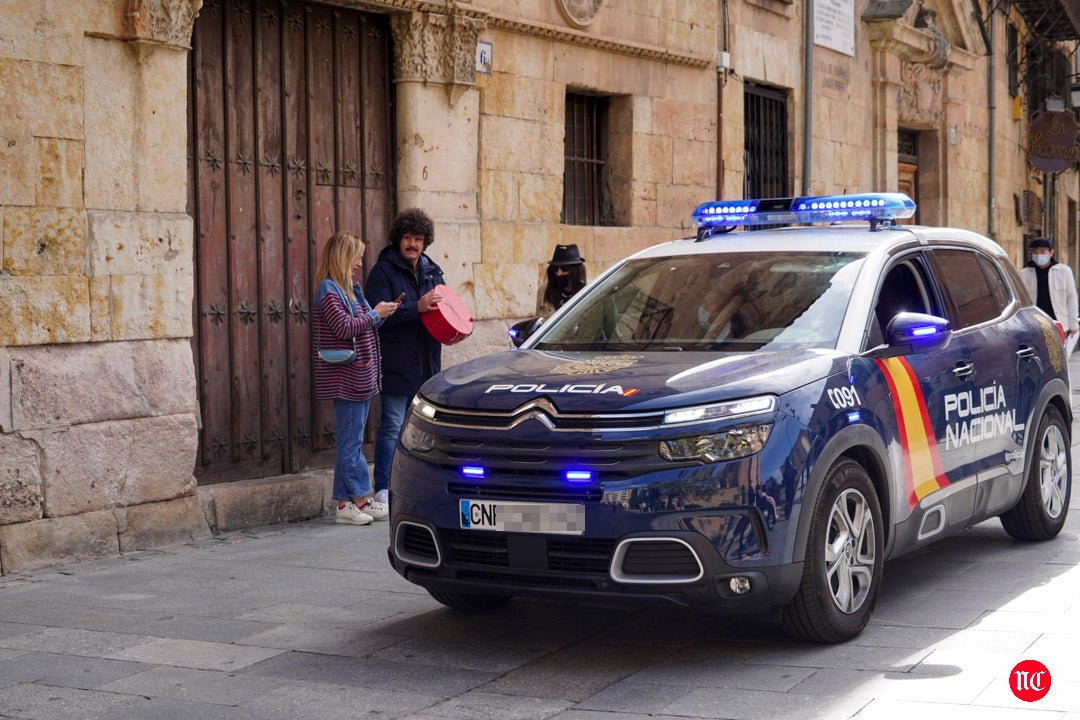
1029,109,1080,173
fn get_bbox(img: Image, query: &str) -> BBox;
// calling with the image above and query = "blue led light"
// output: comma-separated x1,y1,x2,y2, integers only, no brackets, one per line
847,411,861,423
508,328,519,338
910,325,939,337
692,192,916,229
565,470,593,483
461,466,485,479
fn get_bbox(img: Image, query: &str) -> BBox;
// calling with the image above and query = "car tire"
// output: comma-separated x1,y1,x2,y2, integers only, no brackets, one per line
781,458,884,643
999,405,1071,541
427,589,511,612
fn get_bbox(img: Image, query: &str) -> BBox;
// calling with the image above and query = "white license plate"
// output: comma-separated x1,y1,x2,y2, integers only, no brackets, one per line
459,499,585,535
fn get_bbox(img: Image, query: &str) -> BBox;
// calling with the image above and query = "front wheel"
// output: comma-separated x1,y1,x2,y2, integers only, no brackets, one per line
781,459,884,643
1000,405,1071,541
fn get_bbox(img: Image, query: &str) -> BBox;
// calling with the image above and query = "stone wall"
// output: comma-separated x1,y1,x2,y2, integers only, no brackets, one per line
0,0,208,574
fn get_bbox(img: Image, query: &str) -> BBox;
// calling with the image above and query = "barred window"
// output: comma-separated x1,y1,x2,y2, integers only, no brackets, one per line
744,83,788,201
563,93,611,226
1007,24,1019,97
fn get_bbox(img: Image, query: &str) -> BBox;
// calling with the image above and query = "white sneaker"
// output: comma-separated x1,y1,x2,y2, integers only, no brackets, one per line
374,489,389,505
356,497,389,521
336,501,373,525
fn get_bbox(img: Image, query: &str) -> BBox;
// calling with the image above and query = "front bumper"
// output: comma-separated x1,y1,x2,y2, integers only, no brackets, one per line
388,512,804,613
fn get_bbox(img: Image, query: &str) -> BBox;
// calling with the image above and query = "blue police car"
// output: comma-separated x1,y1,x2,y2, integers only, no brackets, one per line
387,193,1072,642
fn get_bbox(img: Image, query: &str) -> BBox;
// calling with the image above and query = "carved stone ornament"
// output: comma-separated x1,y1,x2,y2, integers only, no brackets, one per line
898,60,943,127
556,0,604,29
124,0,202,49
390,11,486,105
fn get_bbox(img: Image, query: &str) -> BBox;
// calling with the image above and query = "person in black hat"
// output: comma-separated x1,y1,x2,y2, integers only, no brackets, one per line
1020,236,1079,356
537,244,587,316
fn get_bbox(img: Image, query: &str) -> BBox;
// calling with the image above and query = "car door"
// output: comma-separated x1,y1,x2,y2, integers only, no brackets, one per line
926,248,1038,517
862,253,978,540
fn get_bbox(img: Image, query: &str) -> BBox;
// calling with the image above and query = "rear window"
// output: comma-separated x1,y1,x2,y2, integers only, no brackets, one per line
533,251,864,352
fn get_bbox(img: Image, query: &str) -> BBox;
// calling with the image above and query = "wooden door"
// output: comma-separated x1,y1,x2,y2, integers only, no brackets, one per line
188,0,394,483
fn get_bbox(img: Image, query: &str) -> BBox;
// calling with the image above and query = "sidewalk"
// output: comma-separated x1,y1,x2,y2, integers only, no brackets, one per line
0,357,1078,719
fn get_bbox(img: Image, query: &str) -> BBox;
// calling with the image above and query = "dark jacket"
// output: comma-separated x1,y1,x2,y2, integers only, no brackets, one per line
365,245,445,396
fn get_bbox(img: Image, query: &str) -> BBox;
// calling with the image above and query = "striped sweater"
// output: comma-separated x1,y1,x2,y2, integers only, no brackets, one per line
312,279,383,401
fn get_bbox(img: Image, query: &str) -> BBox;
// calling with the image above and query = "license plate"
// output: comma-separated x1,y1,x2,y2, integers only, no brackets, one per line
459,499,585,535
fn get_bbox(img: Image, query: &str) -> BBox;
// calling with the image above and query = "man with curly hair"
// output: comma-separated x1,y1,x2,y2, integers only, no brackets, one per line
365,209,446,504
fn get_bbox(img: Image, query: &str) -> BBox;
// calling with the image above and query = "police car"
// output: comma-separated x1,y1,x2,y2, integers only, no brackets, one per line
387,193,1072,642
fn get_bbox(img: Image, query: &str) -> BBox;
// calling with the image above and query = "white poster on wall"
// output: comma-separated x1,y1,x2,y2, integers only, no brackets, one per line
814,0,855,56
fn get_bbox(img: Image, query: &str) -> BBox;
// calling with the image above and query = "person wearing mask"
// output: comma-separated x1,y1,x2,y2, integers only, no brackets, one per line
537,244,587,316
312,231,399,525
365,209,445,506
1021,236,1080,356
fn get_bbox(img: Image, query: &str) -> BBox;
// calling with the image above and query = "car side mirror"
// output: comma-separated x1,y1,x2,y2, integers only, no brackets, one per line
878,311,951,357
508,317,543,348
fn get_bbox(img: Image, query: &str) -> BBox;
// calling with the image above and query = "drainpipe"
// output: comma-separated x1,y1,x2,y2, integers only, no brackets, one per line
987,9,996,237
803,0,814,194
717,0,729,198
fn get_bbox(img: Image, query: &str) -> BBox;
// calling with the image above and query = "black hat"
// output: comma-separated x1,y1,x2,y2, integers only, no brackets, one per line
1029,237,1053,250
548,244,585,266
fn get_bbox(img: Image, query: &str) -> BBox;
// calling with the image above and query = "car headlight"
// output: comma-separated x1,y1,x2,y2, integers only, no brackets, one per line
411,395,437,419
401,420,436,453
662,395,776,426
659,423,772,463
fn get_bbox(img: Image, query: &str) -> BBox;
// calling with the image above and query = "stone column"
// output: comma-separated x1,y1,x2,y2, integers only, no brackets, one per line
390,10,500,362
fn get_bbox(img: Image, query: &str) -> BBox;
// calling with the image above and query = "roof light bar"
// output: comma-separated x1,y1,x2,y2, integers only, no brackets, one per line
692,192,916,229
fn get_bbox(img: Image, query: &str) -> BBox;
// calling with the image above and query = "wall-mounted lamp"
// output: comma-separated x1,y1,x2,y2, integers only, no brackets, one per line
1070,76,1080,119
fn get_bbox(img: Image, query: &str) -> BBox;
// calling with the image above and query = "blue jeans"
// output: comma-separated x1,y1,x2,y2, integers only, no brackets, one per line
374,394,410,493
333,398,373,501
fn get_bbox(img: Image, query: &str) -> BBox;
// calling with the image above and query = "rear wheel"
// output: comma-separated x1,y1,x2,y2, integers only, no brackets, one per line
1000,405,1071,541
427,589,511,612
781,459,883,643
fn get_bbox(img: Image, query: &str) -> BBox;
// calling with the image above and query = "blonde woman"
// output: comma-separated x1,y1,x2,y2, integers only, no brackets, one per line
312,231,400,525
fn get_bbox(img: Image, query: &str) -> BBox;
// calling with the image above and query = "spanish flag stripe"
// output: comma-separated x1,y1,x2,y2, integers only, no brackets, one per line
875,357,951,508
875,358,918,507
894,356,950,499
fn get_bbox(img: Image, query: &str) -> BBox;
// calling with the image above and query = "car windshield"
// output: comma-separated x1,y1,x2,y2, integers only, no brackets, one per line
533,250,864,352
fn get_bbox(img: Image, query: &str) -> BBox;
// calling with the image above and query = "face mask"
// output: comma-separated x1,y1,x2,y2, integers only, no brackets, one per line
1032,255,1050,267
552,273,571,289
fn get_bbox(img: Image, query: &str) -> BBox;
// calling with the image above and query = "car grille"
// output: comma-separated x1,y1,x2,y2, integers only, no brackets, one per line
428,404,666,431
442,530,615,574
620,540,701,576
446,481,603,503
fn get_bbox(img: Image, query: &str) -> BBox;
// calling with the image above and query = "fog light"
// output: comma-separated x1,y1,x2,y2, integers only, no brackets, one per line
729,576,751,595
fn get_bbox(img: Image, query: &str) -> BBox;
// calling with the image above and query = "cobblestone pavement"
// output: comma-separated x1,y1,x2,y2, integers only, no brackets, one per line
1,368,1079,719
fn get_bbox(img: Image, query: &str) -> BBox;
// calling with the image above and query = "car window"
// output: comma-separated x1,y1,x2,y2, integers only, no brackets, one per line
976,252,1012,311
865,256,935,350
927,248,1003,329
533,251,864,352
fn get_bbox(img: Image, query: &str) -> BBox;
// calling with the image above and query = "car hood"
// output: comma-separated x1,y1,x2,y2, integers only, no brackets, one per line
421,349,848,412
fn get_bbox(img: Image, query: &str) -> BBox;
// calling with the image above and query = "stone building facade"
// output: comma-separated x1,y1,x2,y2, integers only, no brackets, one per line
1,0,1077,573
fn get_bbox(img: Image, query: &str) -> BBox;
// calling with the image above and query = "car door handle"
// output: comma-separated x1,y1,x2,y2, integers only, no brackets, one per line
952,362,974,378
1016,346,1036,359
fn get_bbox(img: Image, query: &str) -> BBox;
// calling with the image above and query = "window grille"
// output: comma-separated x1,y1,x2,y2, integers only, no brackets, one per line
563,93,610,226
744,84,789,202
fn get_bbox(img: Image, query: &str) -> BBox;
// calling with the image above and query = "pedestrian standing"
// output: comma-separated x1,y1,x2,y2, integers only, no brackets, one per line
313,231,399,525
537,243,587,316
365,209,445,505
1020,236,1080,356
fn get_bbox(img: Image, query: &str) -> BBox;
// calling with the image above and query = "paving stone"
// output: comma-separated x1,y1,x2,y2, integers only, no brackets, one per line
105,638,286,672
0,682,150,720
0,650,150,690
